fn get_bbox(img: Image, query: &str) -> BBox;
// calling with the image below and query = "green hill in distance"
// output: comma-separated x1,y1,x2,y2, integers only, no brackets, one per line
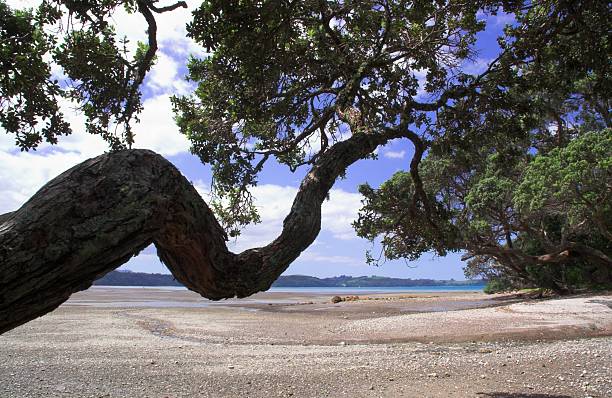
94,271,485,287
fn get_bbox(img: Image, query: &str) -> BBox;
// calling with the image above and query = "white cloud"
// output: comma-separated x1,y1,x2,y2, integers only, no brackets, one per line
0,92,191,214
109,0,205,57
298,251,358,265
412,67,429,99
5,0,38,8
131,95,191,156
0,149,87,213
145,49,195,96
148,52,180,91
492,12,516,27
224,184,296,251
0,97,108,213
212,184,363,252
462,57,493,76
321,189,362,240
0,0,197,212
384,150,406,159
1,0,367,273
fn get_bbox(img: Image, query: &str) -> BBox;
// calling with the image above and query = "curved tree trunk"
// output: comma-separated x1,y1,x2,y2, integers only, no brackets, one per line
0,129,404,334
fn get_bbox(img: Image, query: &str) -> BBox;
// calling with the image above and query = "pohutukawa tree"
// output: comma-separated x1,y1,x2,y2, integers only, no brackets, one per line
1,0,610,333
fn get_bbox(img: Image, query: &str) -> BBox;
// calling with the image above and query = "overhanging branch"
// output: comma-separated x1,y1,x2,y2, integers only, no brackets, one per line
0,127,407,334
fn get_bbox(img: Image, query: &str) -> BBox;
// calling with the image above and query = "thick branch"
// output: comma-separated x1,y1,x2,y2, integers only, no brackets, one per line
474,242,612,270
0,129,405,334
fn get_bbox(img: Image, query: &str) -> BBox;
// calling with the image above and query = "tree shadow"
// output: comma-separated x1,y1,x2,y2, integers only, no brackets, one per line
477,393,572,398
587,298,612,309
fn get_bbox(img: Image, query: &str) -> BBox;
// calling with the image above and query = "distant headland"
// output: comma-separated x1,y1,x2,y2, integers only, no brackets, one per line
94,270,485,288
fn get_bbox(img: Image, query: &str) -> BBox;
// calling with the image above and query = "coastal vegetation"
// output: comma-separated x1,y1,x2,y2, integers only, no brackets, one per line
356,130,612,294
0,0,610,333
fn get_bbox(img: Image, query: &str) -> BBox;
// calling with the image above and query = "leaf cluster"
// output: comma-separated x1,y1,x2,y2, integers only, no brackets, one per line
0,1,69,149
353,0,611,290
1,0,184,150
174,0,506,232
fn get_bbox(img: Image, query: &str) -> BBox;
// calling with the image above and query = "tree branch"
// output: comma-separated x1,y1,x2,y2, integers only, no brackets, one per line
0,127,407,334
146,0,187,13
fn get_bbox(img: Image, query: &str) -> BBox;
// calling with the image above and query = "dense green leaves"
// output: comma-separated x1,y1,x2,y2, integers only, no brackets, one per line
0,1,69,149
174,0,506,231
350,1,611,292
356,129,611,292
0,0,177,150
516,130,612,236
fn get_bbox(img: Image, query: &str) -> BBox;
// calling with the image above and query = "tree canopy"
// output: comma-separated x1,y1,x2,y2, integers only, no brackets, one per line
1,0,187,150
347,1,612,292
1,0,611,304
355,130,611,292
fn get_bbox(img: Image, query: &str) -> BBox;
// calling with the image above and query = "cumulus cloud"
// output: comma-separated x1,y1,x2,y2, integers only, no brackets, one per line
147,52,185,94
209,184,364,252
412,67,429,99
462,57,494,76
0,94,191,212
113,181,363,272
0,149,87,213
0,0,417,277
321,189,363,240
131,96,191,156
384,150,406,159
491,12,516,27
298,251,359,265
106,0,207,57
0,99,107,212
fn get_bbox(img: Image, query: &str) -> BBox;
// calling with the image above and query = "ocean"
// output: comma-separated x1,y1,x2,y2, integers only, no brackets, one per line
94,285,485,293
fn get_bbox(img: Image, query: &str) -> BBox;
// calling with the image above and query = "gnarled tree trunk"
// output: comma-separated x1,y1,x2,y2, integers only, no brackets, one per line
0,129,404,334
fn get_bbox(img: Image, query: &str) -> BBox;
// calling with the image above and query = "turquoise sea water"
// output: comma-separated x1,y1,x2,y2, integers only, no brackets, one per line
95,285,485,293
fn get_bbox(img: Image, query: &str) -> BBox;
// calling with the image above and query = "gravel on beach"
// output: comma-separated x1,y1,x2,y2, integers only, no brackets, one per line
0,289,610,398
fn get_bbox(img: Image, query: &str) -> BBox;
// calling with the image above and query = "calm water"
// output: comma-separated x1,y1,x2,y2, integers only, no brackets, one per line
95,285,484,293
268,285,484,293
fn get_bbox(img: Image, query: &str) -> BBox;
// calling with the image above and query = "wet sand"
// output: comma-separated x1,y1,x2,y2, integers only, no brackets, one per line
0,288,611,397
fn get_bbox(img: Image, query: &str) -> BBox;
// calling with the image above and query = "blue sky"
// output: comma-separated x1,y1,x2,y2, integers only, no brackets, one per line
0,1,512,280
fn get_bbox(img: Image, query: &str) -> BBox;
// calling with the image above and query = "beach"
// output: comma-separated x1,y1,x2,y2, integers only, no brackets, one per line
0,287,610,397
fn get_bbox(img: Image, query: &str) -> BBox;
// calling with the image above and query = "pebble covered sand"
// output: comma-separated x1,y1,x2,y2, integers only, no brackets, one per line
0,288,610,397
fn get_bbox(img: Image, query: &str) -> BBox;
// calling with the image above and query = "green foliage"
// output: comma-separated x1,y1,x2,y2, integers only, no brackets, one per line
0,0,162,150
351,1,611,292
515,130,612,234
55,27,142,148
357,130,611,292
483,278,513,294
355,169,460,263
174,0,611,237
2,0,610,270
173,0,501,233
0,1,69,149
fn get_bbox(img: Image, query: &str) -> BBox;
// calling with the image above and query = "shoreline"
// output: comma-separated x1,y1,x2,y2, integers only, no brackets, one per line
1,288,610,397
92,284,487,294
13,288,612,344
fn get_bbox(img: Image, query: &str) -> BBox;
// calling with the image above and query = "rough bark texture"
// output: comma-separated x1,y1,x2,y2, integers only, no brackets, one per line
0,129,404,334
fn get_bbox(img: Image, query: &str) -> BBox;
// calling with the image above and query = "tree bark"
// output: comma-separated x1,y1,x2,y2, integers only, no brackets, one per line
0,128,405,334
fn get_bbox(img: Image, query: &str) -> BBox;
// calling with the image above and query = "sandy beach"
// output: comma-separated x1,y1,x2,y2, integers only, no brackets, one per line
0,287,610,397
